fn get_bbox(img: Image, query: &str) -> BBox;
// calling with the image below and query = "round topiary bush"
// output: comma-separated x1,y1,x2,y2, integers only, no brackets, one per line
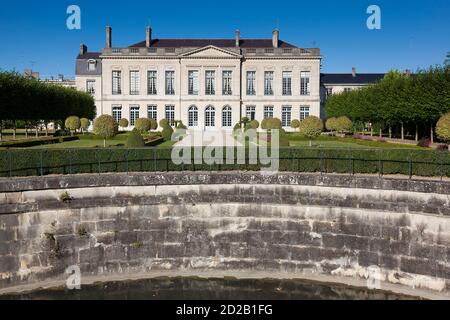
150,119,158,131
135,118,152,133
261,118,268,130
125,128,145,148
80,118,90,134
93,115,117,147
65,116,81,135
291,119,301,131
159,119,169,128
177,121,187,130
436,112,450,144
161,125,174,141
266,118,282,130
119,118,129,129
299,116,323,139
233,123,242,136
250,120,259,130
325,117,338,132
336,116,353,133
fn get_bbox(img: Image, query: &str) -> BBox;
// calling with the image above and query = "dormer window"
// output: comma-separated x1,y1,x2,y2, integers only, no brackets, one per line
87,60,97,71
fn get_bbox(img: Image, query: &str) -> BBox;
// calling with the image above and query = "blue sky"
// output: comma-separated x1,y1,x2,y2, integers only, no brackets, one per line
0,0,448,78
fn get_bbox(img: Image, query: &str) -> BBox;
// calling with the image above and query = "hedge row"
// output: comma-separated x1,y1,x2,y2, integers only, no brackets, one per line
0,148,449,178
0,136,79,148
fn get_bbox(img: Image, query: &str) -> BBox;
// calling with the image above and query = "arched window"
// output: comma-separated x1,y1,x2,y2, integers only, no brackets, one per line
222,106,232,127
188,105,198,127
205,106,215,128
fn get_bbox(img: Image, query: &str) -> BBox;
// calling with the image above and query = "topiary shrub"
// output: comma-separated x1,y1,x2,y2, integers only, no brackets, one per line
277,128,290,147
325,117,338,133
149,119,158,131
233,123,242,137
135,118,152,133
436,112,450,145
177,121,187,130
65,116,81,135
336,116,353,133
119,118,129,129
125,128,145,148
291,119,301,131
250,120,259,130
161,125,174,141
159,119,169,128
80,118,90,134
93,115,117,147
261,118,269,130
300,116,323,139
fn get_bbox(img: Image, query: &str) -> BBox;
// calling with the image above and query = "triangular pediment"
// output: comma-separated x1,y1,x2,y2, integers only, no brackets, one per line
181,45,241,58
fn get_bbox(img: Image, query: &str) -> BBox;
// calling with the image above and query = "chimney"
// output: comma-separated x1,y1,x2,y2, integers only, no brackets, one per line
80,44,87,56
106,25,112,49
146,26,152,47
272,28,279,48
352,67,356,78
235,29,240,47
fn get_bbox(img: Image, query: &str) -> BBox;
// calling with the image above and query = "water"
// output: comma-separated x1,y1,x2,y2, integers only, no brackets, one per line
0,277,419,300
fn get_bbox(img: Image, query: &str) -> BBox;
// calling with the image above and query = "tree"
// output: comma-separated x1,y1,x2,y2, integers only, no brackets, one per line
325,117,338,133
126,128,145,148
291,119,301,131
336,116,353,133
300,116,323,146
159,119,169,128
436,112,450,145
265,118,282,131
93,115,117,147
80,118,90,134
161,124,174,141
65,116,81,135
250,120,259,130
149,119,158,131
119,118,129,129
135,118,152,133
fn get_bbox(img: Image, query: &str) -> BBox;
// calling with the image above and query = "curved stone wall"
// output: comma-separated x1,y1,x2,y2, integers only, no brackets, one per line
0,172,449,296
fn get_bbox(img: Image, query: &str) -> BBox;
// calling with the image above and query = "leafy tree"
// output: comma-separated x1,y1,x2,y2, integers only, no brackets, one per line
149,119,158,131
135,118,152,133
65,116,81,135
159,119,169,128
300,116,323,146
436,112,450,144
325,117,338,133
161,124,174,141
126,128,145,148
93,115,117,147
250,120,259,130
119,118,129,129
80,118,90,134
336,116,353,133
291,119,301,131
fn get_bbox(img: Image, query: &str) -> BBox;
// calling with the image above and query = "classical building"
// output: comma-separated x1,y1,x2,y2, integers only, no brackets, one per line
75,26,385,131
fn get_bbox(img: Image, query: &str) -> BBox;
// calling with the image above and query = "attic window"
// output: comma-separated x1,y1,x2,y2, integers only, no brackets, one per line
87,60,97,71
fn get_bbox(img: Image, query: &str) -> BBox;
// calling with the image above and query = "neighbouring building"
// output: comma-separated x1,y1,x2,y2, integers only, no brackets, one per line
75,26,384,131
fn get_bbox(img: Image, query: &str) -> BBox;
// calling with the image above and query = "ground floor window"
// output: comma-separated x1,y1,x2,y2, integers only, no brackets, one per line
300,105,310,121
147,105,157,121
188,106,198,127
264,106,274,119
205,106,215,127
165,105,175,126
222,106,232,127
129,105,140,126
246,105,256,121
112,105,122,123
282,105,292,127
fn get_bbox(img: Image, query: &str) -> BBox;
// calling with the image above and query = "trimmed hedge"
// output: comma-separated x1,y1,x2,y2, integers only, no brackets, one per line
0,147,449,178
0,136,79,148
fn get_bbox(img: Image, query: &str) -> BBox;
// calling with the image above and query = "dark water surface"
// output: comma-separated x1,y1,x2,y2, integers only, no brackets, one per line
0,277,419,300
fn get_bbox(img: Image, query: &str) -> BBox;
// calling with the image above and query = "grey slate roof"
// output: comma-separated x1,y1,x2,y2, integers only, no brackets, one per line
76,53,102,76
321,73,385,85
128,39,297,48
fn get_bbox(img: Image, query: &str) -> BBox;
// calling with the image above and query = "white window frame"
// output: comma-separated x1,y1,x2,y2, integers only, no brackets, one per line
86,80,95,94
205,71,216,95
222,106,232,127
112,105,122,123
165,71,175,95
112,71,122,95
205,106,216,127
282,105,292,127
188,105,198,127
87,60,96,71
147,105,157,121
300,71,311,96
264,106,274,119
246,71,256,95
165,105,175,126
129,105,140,126
222,71,232,95
147,71,157,95
188,71,199,95
300,105,310,121
246,105,256,121
130,70,140,95
282,71,292,96
264,71,274,95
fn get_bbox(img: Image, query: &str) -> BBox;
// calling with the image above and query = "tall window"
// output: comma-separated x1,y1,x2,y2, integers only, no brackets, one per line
130,71,140,95
264,72,274,95
205,71,215,95
112,105,122,123
130,105,140,126
282,72,292,96
165,71,175,95
300,106,310,121
147,71,157,95
222,106,232,127
188,106,198,127
300,71,310,96
165,105,175,126
188,71,199,95
246,106,256,121
86,80,95,94
282,106,292,127
147,105,157,121
246,71,256,95
222,71,232,95
264,106,274,119
112,71,122,95
205,106,216,127
88,60,96,71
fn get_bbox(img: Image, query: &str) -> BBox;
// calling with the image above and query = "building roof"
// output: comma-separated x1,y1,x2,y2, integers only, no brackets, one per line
321,73,385,85
76,52,102,60
128,39,297,49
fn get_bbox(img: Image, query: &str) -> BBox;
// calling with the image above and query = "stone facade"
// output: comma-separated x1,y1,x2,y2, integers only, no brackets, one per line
0,172,449,296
